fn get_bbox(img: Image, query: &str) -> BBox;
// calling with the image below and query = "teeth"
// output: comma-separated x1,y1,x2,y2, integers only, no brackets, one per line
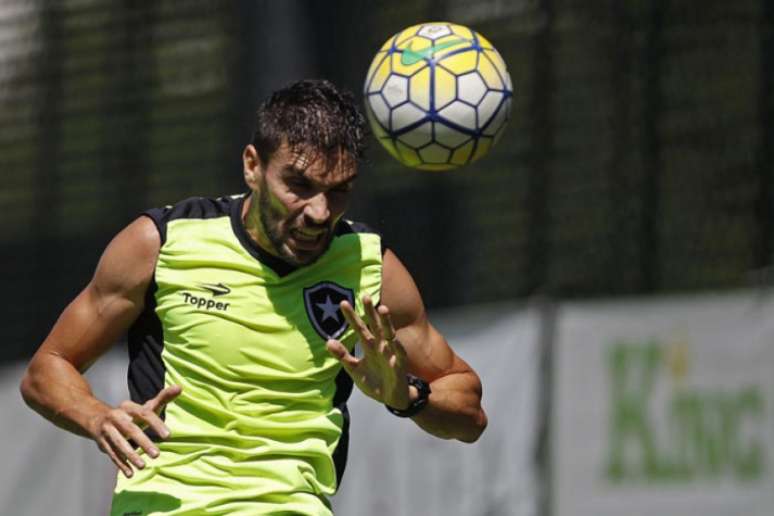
292,230,320,242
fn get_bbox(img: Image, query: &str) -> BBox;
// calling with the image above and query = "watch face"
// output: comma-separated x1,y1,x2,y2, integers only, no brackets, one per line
386,375,431,418
408,374,431,397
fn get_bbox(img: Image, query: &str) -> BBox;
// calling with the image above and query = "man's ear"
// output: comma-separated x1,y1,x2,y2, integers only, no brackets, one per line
243,144,263,189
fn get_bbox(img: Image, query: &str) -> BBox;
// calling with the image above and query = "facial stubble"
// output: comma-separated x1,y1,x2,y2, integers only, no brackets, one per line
257,179,333,266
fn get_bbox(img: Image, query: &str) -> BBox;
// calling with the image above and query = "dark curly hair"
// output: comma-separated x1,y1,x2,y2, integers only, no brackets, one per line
251,79,366,167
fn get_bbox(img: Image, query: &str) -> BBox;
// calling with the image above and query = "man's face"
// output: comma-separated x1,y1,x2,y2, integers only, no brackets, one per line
248,143,357,266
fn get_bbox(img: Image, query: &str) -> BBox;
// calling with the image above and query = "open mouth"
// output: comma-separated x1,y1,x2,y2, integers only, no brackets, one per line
290,229,325,251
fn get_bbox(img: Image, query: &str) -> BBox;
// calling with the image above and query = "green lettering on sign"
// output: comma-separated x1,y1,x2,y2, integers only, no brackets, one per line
604,340,766,484
606,340,661,481
734,388,765,479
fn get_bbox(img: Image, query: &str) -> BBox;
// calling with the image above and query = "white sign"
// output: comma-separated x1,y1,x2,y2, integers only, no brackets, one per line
553,291,774,516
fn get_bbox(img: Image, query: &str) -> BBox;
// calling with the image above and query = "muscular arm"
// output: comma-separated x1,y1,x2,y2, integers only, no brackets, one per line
20,216,180,477
381,250,487,443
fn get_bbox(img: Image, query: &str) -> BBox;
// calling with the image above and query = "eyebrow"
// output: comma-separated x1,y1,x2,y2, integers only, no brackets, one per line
281,165,358,187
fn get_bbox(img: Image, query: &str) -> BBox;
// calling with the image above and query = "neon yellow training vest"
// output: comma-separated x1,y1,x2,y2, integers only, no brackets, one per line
111,194,382,516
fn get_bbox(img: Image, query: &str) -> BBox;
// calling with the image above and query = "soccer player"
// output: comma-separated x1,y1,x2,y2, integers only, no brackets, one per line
20,79,487,515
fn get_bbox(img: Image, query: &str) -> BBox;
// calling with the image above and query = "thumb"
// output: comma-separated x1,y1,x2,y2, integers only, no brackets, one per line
326,339,359,369
148,385,182,413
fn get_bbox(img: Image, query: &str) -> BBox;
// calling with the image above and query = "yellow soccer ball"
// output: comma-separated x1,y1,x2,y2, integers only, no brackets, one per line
364,22,513,171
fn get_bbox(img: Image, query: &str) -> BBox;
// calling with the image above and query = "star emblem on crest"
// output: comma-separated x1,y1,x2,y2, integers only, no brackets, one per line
316,295,341,323
303,282,355,340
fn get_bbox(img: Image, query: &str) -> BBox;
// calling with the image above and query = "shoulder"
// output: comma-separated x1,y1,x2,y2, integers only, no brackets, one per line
380,249,425,330
334,218,381,237
104,216,160,265
333,218,386,258
91,216,160,301
144,194,241,244
125,215,161,249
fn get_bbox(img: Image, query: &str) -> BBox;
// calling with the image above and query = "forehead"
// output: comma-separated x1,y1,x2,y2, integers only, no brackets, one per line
271,143,356,184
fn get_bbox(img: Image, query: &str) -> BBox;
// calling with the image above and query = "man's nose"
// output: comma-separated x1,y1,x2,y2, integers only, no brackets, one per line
303,192,330,225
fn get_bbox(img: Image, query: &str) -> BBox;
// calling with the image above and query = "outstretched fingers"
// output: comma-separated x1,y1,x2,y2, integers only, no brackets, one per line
149,385,182,414
98,435,134,478
143,385,182,438
96,386,183,477
114,409,160,459
340,297,404,364
106,424,146,470
326,339,360,372
362,296,383,343
377,304,396,341
378,304,405,364
340,300,376,352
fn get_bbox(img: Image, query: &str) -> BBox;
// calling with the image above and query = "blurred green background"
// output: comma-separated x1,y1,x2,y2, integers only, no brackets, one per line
2,0,772,361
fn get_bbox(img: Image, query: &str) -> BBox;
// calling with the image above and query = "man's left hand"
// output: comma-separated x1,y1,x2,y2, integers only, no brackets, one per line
325,295,412,409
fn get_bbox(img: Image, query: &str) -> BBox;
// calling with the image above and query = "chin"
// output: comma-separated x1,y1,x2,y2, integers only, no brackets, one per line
283,233,333,266
293,250,323,266
279,245,318,266
288,242,331,266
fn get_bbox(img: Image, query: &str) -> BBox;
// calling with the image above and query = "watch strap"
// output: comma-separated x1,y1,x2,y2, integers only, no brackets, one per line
385,374,431,418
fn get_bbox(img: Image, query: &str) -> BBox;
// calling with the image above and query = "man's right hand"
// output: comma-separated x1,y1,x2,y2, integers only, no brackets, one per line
20,217,176,476
90,385,182,478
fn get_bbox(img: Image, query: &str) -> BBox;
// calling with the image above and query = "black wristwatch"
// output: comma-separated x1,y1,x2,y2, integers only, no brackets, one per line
385,374,432,418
